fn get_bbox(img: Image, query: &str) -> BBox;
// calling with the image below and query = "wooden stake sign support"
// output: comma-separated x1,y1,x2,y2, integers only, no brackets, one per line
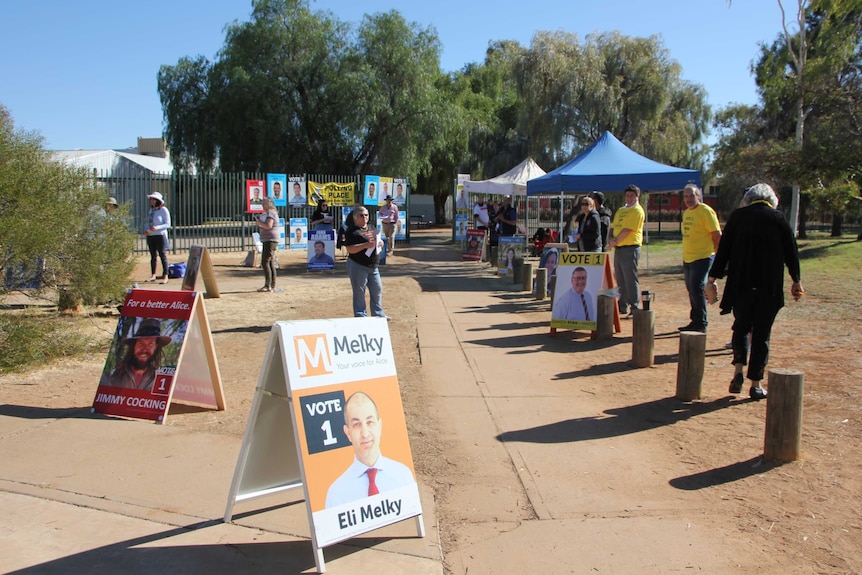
182,245,220,298
224,318,424,573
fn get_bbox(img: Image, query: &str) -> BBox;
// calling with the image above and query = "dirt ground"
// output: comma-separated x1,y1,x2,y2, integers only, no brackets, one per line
2,230,860,573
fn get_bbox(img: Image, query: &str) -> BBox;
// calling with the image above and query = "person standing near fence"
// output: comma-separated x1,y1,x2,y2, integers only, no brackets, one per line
609,184,645,318
344,207,389,319
590,192,613,252
378,195,399,254
255,197,281,292
144,191,171,284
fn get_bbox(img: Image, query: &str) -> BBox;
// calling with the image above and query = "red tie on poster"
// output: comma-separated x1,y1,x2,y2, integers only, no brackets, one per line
366,468,379,496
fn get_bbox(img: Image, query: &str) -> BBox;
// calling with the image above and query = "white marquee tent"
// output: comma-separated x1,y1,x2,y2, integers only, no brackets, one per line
463,158,546,196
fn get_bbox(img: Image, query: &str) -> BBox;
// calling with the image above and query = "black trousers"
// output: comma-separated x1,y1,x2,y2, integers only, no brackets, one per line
146,235,168,277
730,289,781,381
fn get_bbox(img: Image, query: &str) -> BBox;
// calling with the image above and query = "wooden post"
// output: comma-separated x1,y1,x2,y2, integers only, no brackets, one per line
521,262,533,292
764,369,804,462
596,295,615,340
535,268,547,300
489,245,498,267
512,257,522,284
675,331,706,400
631,309,654,368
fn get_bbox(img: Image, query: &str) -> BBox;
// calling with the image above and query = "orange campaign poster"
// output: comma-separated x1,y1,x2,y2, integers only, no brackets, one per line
277,319,421,548
92,289,224,423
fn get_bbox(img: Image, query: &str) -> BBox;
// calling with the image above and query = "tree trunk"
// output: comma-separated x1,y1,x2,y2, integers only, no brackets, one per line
831,213,843,237
433,192,449,224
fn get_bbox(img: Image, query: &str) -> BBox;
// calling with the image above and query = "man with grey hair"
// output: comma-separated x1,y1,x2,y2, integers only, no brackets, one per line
679,184,721,333
707,183,804,400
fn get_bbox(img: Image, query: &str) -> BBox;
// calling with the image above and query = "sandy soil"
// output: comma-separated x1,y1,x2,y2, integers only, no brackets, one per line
1,231,860,574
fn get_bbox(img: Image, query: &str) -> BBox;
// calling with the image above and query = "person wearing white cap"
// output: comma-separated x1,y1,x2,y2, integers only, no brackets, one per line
145,191,171,284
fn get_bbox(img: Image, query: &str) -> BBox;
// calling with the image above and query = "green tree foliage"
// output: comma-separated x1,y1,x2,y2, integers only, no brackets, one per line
514,31,711,171
714,0,862,236
158,0,451,181
0,106,136,307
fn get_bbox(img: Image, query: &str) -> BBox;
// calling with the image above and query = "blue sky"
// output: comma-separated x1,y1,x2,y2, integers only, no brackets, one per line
0,0,792,151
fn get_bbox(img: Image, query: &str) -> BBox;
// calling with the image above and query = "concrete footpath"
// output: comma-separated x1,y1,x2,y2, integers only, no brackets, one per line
2,231,768,574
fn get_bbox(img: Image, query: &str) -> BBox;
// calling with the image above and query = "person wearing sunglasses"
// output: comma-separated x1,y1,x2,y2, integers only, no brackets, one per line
343,208,389,320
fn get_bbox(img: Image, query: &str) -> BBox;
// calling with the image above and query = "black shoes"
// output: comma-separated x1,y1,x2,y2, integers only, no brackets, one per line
749,386,767,400
678,323,706,333
729,373,744,394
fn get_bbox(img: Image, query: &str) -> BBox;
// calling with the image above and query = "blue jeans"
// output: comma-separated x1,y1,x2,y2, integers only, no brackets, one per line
683,255,714,329
346,258,385,317
613,245,640,313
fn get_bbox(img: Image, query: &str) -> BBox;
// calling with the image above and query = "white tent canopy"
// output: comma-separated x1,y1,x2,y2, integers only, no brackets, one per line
463,158,546,196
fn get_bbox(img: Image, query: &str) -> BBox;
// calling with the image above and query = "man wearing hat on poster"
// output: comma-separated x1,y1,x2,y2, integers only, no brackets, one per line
99,318,171,391
378,195,399,254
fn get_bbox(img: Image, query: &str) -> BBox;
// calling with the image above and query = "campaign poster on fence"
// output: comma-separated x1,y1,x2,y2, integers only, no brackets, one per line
379,177,393,206
462,228,485,261
288,176,307,206
290,218,308,250
268,173,287,207
392,178,408,206
454,214,468,241
497,236,526,277
246,180,265,213
281,318,422,547
307,229,335,271
550,251,607,331
93,290,195,422
308,181,354,207
363,175,380,206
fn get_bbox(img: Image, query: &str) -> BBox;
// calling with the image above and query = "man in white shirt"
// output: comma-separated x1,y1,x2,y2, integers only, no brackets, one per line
473,197,490,230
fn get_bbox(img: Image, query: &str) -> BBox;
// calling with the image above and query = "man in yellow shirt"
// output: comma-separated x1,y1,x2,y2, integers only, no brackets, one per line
609,184,645,318
680,184,721,333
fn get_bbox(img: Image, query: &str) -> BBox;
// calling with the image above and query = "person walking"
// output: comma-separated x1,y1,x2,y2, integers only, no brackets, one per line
144,191,171,284
378,195,399,254
609,184,645,318
344,207,389,319
707,183,804,400
679,184,721,333
255,197,281,292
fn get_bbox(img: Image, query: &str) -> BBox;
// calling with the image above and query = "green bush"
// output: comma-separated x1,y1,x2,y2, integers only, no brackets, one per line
0,106,136,308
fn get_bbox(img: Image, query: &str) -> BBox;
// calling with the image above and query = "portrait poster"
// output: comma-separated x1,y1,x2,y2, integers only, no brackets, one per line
454,214,468,241
379,177,393,206
341,207,354,230
308,181,355,207
392,178,408,206
497,236,526,277
537,244,568,295
307,229,336,271
92,291,192,422
288,176,307,207
376,211,407,241
462,228,486,262
268,173,287,207
277,217,286,251
363,175,380,206
281,319,421,547
290,217,308,251
455,174,470,210
550,251,607,331
246,179,266,213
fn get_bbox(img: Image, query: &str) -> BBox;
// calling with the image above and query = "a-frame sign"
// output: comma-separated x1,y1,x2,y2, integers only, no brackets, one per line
92,289,225,423
224,318,424,573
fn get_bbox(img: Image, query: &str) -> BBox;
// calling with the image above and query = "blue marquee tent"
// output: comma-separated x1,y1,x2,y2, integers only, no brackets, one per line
526,131,700,196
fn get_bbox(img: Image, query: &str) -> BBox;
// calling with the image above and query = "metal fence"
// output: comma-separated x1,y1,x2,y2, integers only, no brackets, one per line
97,170,363,254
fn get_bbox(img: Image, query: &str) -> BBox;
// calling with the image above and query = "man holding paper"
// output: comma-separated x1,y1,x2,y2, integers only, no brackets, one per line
344,207,389,319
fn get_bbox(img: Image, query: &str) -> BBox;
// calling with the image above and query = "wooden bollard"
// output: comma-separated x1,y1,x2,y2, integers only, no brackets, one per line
675,331,706,400
521,262,533,292
489,245,498,266
512,257,522,284
631,308,655,367
535,268,547,300
764,369,804,462
596,295,615,340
